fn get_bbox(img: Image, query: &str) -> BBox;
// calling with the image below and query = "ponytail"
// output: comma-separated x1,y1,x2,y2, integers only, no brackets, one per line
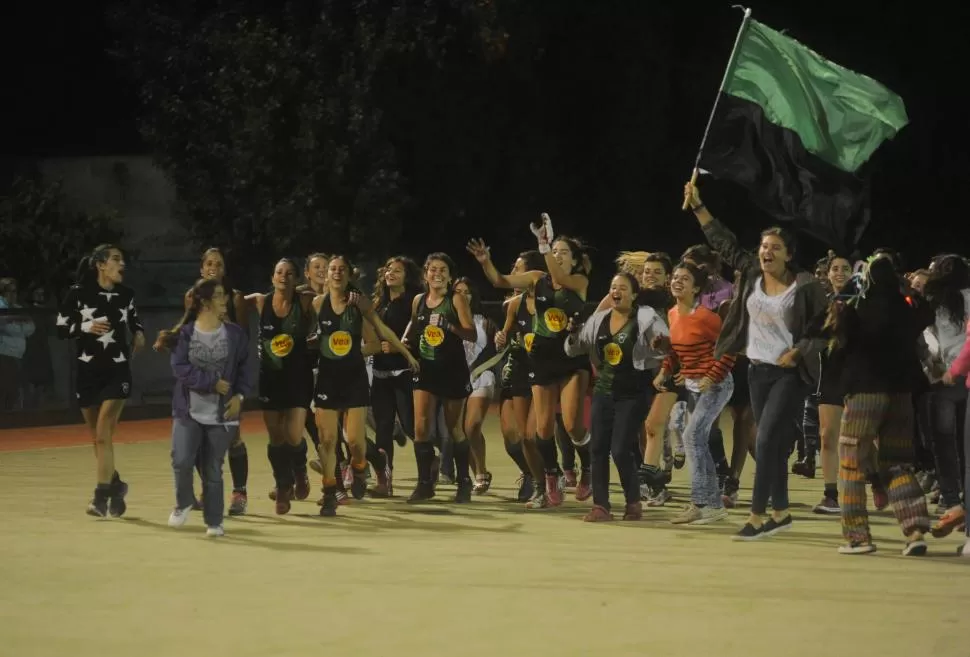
154,278,219,352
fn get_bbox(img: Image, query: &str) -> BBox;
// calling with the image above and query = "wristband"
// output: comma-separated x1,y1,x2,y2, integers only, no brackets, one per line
538,242,551,255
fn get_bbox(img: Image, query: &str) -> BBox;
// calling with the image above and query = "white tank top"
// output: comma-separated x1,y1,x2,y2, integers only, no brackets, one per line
746,276,797,364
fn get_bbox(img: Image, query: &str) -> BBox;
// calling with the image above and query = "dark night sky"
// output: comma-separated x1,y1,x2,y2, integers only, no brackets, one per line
2,0,967,275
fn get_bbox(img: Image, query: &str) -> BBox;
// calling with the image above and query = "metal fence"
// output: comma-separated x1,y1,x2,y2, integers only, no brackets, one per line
0,300,517,427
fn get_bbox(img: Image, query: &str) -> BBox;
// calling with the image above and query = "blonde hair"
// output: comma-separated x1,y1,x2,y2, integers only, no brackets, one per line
615,251,651,275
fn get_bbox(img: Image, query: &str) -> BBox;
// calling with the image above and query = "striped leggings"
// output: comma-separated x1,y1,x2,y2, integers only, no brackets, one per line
839,392,930,543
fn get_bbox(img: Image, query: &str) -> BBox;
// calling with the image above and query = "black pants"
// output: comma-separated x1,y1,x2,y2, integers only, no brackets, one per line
917,379,967,508
371,371,415,469
590,392,649,510
749,363,806,515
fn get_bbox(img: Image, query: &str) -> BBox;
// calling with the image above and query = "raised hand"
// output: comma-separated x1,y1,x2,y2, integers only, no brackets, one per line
466,238,490,264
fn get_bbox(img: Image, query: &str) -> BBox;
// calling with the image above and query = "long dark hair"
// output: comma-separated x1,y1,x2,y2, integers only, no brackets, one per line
154,278,222,351
454,276,484,315
423,252,458,293
373,255,422,309
552,236,592,276
924,254,970,326
75,244,122,287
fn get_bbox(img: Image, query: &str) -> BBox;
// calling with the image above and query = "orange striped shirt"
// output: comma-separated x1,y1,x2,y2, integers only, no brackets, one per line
664,304,735,384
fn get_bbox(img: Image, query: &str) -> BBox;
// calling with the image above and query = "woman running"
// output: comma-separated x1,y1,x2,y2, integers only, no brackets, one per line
163,247,251,516
566,272,667,521
467,214,592,509
297,252,329,476
246,258,315,514
495,251,546,501
654,262,735,525
56,244,145,517
826,253,933,555
371,256,423,492
685,181,828,541
312,255,417,515
404,253,477,503
454,277,503,493
796,253,855,515
159,278,252,536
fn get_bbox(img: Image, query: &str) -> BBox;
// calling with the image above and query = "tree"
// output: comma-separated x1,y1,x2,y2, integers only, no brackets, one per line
110,0,502,272
0,176,124,298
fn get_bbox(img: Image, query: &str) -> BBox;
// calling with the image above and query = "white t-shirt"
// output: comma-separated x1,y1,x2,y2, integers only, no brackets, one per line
746,276,797,364
931,288,970,370
188,324,238,426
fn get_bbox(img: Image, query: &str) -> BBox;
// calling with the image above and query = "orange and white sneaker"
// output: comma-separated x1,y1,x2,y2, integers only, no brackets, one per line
931,506,966,538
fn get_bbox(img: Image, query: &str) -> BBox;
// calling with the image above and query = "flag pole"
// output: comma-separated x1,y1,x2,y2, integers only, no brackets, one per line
682,5,754,210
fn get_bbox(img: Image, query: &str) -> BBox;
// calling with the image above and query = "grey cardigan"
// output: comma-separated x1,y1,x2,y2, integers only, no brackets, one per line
702,218,829,387
564,306,669,371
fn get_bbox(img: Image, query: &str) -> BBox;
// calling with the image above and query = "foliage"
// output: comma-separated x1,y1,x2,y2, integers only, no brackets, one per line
0,176,124,297
110,0,502,271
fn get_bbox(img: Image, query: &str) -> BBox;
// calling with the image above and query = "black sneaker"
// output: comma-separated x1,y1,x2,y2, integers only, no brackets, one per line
454,478,473,503
516,473,534,502
350,471,367,500
902,538,928,557
407,481,436,504
319,489,338,517
763,514,793,537
732,522,765,541
109,479,129,518
86,486,110,518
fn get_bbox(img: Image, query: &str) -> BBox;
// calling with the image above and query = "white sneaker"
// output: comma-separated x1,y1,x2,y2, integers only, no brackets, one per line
168,506,192,528
958,540,970,557
690,507,729,525
206,525,225,537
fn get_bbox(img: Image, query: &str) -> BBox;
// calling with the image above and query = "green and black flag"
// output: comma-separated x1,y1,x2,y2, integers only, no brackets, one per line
697,14,908,252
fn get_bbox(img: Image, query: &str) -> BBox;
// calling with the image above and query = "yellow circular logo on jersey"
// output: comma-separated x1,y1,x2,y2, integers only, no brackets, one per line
544,308,567,333
604,342,622,366
524,332,535,353
328,330,352,357
270,334,294,358
424,324,445,347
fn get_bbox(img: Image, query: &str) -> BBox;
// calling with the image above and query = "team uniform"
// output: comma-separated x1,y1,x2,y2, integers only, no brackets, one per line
314,293,370,409
257,295,313,410
412,294,471,399
501,297,535,400
57,283,143,407
529,274,589,386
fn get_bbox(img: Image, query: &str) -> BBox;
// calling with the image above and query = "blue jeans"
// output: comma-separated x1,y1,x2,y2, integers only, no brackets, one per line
172,417,235,527
749,363,806,515
685,375,734,508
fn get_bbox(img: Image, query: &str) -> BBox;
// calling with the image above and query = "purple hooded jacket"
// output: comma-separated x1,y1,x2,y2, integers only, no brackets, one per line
170,321,253,421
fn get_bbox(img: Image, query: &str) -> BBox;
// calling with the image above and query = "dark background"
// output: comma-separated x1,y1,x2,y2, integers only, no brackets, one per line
2,0,965,296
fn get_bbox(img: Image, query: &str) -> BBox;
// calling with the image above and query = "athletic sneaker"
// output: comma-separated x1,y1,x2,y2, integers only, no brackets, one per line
563,469,578,488
320,490,338,517
930,506,966,538
583,505,614,522
622,502,642,521
544,474,564,506
902,538,928,556
690,507,728,525
274,487,292,515
645,486,672,507
957,539,970,557
86,488,109,518
515,473,534,503
575,470,592,502
341,462,353,489
109,480,128,518
168,506,193,528
370,452,393,498
525,490,549,510
762,515,793,537
454,477,473,503
350,470,367,500
407,482,436,503
228,491,248,516
813,496,840,514
671,504,702,525
721,477,740,509
838,541,876,555
295,474,311,501
206,525,225,537
732,522,765,541
473,472,493,495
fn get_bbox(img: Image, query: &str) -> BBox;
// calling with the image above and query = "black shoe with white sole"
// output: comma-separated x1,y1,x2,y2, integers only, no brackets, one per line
902,538,928,557
762,514,793,537
732,522,765,541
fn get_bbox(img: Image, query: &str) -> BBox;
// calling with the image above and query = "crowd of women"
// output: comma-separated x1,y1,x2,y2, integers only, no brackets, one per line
53,181,970,556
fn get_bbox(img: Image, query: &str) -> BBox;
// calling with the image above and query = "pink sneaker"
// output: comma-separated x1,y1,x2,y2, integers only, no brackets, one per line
545,474,564,506
575,470,592,502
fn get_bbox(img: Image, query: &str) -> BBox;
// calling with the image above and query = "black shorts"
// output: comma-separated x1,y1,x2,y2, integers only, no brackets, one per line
259,365,313,411
728,355,751,408
314,359,370,410
529,337,590,387
76,365,132,408
413,359,471,400
817,367,845,407
501,357,533,400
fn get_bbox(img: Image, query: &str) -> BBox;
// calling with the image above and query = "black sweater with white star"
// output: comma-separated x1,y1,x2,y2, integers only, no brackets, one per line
56,283,144,367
